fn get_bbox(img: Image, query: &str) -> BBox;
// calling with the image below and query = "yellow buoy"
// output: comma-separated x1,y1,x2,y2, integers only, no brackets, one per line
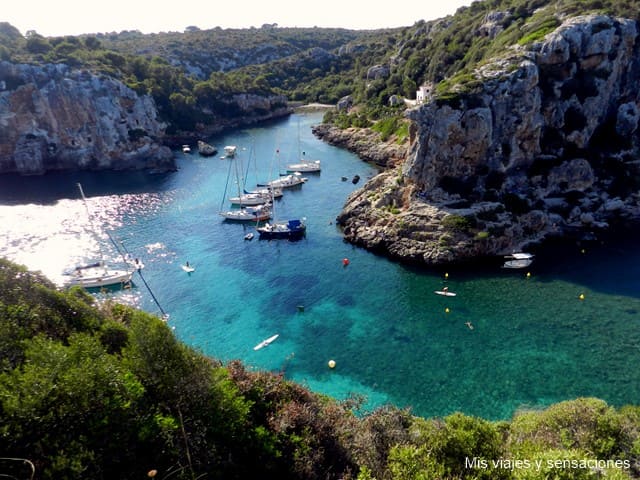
328,360,336,369
579,293,585,301
445,307,450,314
445,272,449,279
526,272,531,278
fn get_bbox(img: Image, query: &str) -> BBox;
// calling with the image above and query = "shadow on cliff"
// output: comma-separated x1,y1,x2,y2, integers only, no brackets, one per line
396,227,640,300
0,170,175,205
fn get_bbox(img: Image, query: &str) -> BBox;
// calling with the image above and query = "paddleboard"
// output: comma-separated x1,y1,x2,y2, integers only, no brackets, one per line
253,334,279,351
182,265,195,273
434,290,457,297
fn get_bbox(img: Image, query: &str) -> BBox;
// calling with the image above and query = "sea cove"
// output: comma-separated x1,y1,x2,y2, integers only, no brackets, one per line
1,112,639,420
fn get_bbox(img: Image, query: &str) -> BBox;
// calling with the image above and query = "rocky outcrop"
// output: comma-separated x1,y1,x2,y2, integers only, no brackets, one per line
338,14,640,265
312,123,406,168
0,61,175,175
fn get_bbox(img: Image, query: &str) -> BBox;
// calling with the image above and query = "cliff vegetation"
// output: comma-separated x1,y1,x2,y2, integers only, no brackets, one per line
2,258,640,479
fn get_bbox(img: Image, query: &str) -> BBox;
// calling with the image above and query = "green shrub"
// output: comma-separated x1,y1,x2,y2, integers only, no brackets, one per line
442,214,472,232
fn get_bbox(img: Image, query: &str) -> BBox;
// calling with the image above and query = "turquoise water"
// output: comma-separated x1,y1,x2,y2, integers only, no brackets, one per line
1,112,639,420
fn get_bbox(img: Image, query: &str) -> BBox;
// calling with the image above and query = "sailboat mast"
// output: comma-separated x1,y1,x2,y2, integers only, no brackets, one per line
220,155,234,212
77,183,106,266
232,153,244,208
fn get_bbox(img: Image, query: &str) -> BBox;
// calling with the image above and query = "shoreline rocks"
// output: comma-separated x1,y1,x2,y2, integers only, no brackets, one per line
311,123,407,168
0,61,176,175
332,14,640,266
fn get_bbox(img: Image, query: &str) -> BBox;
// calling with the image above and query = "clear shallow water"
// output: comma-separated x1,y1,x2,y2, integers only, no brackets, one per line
1,112,639,420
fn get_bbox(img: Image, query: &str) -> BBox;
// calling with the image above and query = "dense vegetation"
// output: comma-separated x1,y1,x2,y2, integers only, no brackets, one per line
1,257,640,479
3,0,640,138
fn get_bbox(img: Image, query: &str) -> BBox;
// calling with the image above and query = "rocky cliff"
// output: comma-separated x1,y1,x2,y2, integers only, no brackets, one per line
0,61,175,174
312,123,406,168
337,14,640,265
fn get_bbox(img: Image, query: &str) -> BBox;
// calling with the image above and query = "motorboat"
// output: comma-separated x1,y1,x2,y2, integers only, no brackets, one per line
257,218,306,240
503,252,534,269
223,145,237,158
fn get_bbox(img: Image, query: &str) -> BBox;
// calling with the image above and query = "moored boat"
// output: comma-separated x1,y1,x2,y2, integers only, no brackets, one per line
257,218,306,240
285,159,321,173
502,252,534,269
257,172,307,189
62,183,136,289
64,266,133,288
223,145,237,158
219,204,272,222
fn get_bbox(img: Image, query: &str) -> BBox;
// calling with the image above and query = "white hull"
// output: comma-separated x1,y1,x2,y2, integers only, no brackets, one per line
223,145,237,157
258,174,307,189
219,206,271,222
503,252,534,269
228,193,271,206
64,268,133,288
245,187,283,198
286,160,321,172
503,259,533,269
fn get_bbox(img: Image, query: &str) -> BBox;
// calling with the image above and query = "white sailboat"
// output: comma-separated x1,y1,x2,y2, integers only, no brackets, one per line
219,150,272,221
257,149,307,188
256,154,307,240
63,184,135,288
285,121,321,173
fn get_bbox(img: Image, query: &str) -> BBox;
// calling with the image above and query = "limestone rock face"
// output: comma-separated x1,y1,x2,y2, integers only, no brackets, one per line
0,61,175,174
312,123,406,168
338,14,640,265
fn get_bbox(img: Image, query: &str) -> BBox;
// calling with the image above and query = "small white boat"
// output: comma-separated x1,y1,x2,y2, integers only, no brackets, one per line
223,145,237,158
503,259,533,269
503,252,534,269
182,144,191,154
182,264,195,273
253,334,279,351
244,232,254,241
